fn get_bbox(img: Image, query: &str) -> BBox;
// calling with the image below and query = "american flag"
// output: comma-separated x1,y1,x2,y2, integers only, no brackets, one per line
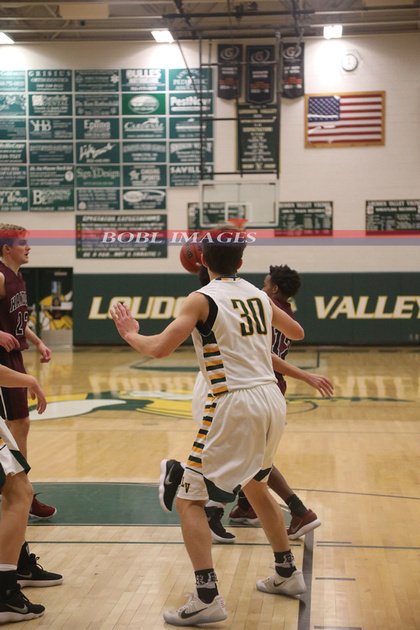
305,92,385,147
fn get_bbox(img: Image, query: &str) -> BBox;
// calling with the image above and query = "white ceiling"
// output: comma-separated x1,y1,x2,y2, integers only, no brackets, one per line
0,0,418,43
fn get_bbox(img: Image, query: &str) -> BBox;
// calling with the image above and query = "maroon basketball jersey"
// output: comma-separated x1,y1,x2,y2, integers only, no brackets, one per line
0,261,29,352
271,296,295,395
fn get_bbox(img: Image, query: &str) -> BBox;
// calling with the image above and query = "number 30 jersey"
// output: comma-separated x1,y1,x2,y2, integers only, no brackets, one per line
0,262,29,351
192,276,276,396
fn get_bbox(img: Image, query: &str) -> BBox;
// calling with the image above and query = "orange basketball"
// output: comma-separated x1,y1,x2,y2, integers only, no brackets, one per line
180,241,202,274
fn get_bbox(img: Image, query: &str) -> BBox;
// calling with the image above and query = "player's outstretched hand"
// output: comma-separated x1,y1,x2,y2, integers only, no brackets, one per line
28,377,47,414
111,302,140,340
306,373,334,398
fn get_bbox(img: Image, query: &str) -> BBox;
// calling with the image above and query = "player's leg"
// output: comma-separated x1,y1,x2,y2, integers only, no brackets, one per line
163,471,227,626
0,471,45,623
243,479,306,596
268,466,321,539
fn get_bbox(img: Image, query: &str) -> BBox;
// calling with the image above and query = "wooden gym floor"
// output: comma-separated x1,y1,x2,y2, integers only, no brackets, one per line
9,345,420,629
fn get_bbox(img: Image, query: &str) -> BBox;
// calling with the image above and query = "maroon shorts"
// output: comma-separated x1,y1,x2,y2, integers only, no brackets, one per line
0,350,29,421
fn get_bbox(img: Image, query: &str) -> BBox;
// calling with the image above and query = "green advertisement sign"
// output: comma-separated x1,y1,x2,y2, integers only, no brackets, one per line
187,201,225,228
122,117,166,140
0,165,27,188
0,189,28,211
27,70,72,93
0,142,26,163
73,272,420,345
122,69,166,92
0,70,25,92
29,142,74,164
76,165,121,188
77,189,120,211
122,141,166,163
29,118,73,140
169,68,212,92
169,93,213,115
169,140,213,164
122,188,166,210
76,141,120,164
76,213,168,259
278,202,333,233
238,104,277,172
0,118,26,140
169,116,213,139
75,70,119,92
30,187,74,211
123,164,167,188
29,165,74,187
366,200,420,232
0,94,26,116
169,164,213,187
75,95,119,116
29,93,72,116
75,118,119,140
122,93,165,116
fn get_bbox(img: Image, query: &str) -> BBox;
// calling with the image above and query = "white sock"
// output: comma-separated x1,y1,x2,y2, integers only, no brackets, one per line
206,500,225,509
0,565,17,571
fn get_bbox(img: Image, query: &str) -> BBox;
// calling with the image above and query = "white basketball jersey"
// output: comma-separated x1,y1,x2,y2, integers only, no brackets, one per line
192,276,276,395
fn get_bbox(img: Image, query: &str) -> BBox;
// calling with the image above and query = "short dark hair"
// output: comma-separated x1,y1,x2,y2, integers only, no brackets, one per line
268,264,301,298
201,229,246,276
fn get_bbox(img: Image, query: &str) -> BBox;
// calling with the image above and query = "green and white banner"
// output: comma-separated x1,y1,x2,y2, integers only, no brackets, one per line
73,272,420,345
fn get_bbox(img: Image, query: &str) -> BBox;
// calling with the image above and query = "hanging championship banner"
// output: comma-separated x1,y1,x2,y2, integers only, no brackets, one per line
282,42,305,100
245,45,275,105
217,44,242,100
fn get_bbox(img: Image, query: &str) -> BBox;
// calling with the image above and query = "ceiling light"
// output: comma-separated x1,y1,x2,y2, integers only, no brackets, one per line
151,30,174,43
323,25,343,39
0,32,14,44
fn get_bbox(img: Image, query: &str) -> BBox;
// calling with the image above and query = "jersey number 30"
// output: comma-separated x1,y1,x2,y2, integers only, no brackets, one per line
231,298,268,336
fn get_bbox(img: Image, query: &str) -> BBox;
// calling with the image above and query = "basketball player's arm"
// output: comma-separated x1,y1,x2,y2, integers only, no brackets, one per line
0,365,46,413
0,272,20,351
271,354,334,398
270,301,304,340
25,327,52,363
111,292,209,358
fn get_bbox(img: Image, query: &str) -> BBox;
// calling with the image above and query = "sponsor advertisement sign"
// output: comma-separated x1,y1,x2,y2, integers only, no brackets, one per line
169,116,212,140
75,70,119,92
0,70,26,92
122,188,166,210
29,187,74,211
75,118,119,140
122,141,167,163
29,117,73,140
0,142,26,163
77,188,120,211
123,164,167,188
0,189,28,211
76,213,167,259
76,165,120,188
0,165,27,188
122,68,166,92
169,68,212,92
27,69,72,93
29,165,74,187
122,117,166,140
0,94,26,116
29,93,72,116
0,118,26,140
76,141,120,164
29,142,74,164
122,93,165,116
75,95,119,116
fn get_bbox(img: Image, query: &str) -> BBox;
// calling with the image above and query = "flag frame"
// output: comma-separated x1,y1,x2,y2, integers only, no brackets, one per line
305,91,386,148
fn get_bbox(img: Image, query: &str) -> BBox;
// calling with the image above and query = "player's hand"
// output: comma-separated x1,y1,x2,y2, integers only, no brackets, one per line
0,331,20,352
37,341,52,363
28,378,47,414
110,302,140,339
306,373,334,398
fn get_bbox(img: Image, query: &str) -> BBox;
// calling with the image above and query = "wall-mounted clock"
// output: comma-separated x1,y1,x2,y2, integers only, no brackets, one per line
341,53,358,72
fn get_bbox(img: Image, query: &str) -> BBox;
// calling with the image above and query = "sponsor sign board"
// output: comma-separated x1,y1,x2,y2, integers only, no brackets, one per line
75,70,120,92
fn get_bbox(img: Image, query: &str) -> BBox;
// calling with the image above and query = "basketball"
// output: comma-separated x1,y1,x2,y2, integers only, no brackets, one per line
180,242,202,274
